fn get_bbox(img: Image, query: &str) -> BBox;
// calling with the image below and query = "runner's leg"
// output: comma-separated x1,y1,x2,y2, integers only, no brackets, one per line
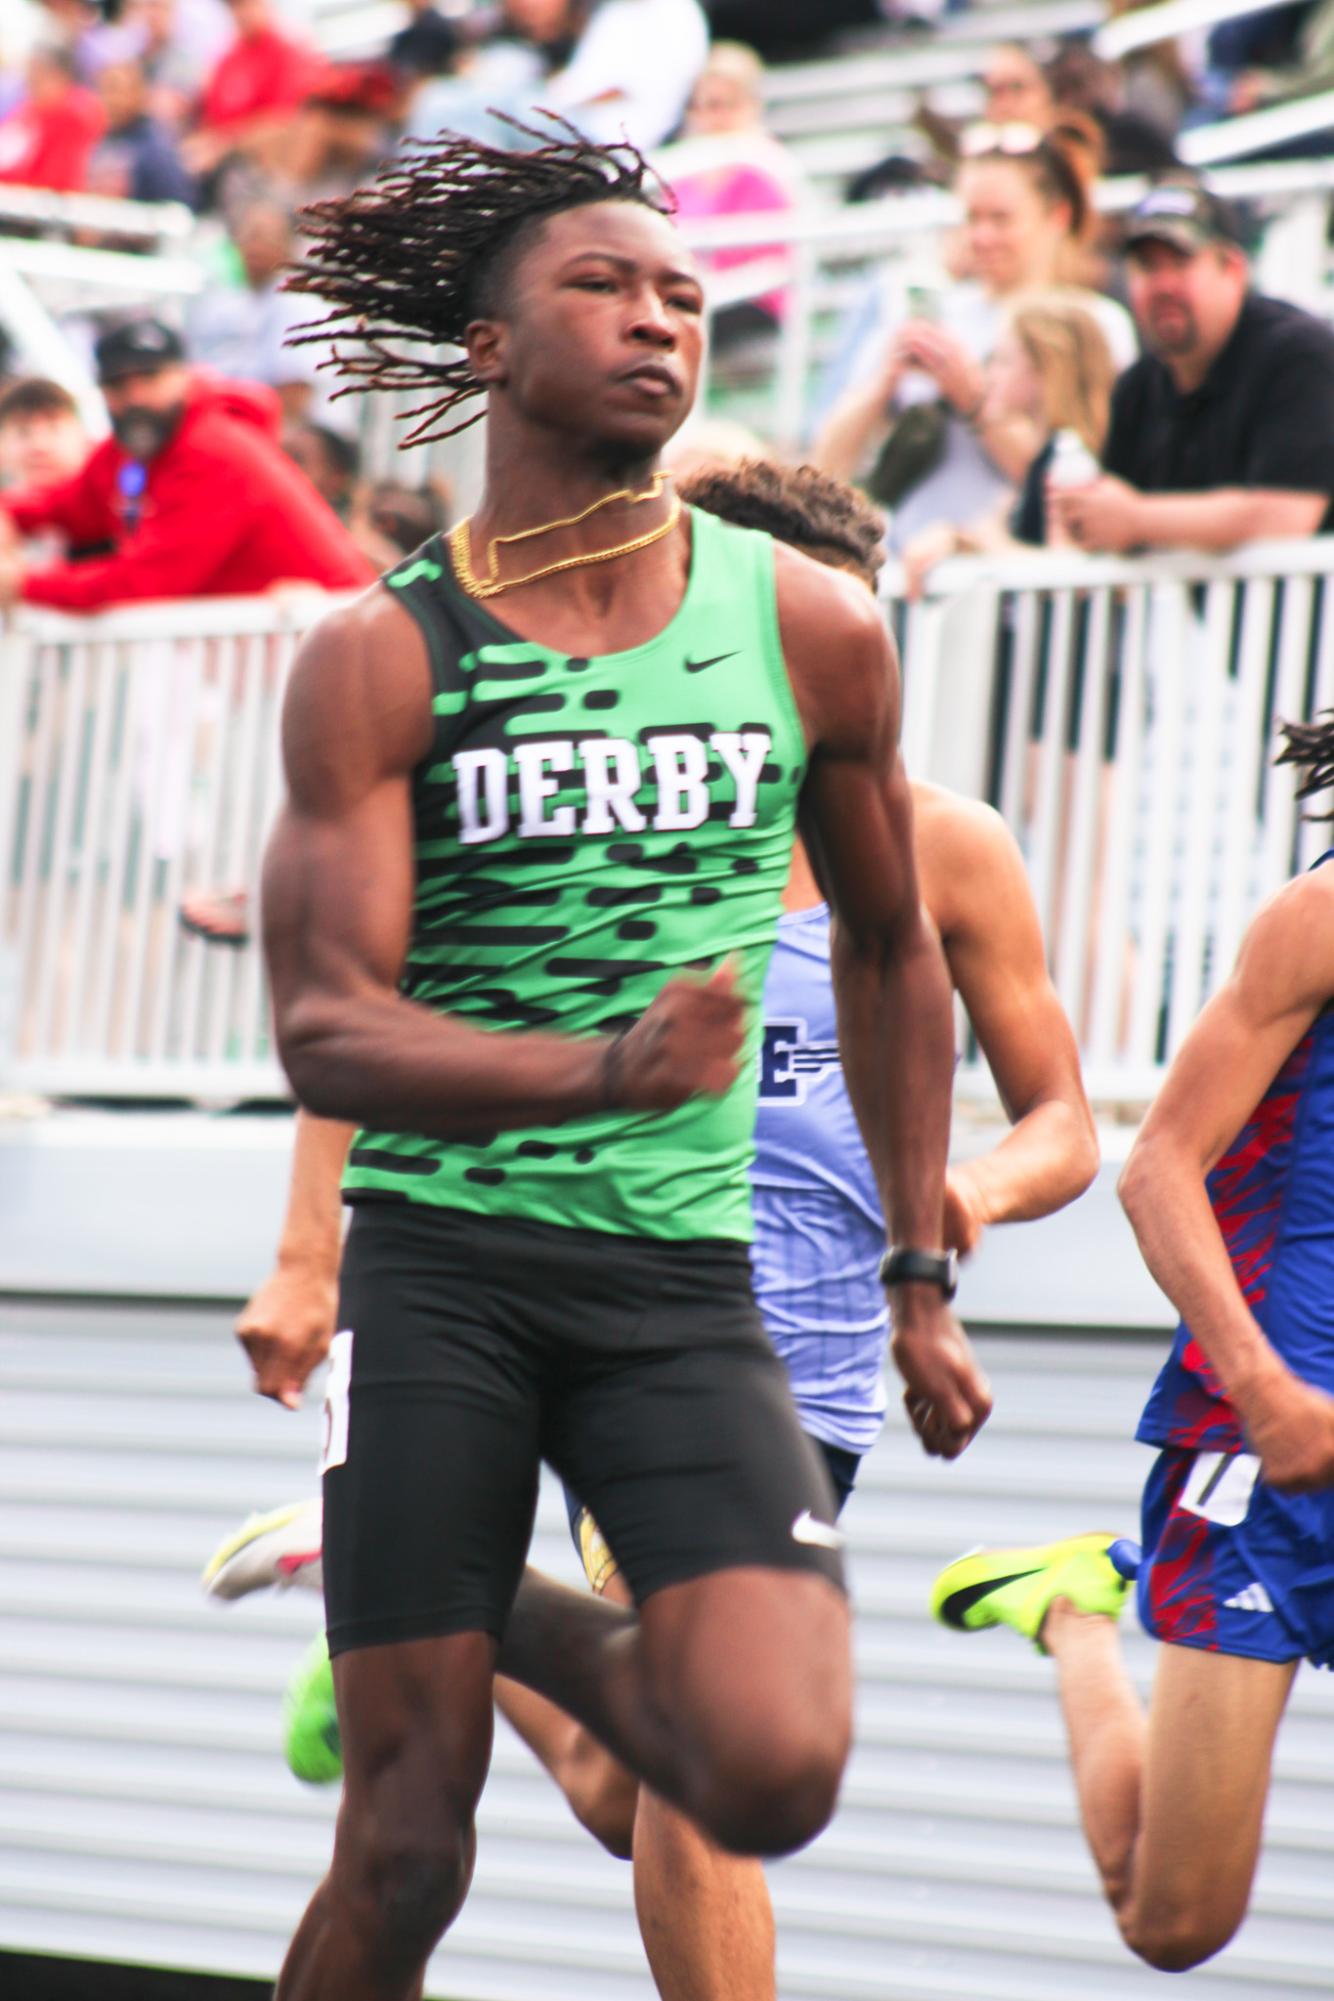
516,1233,850,1857
1044,1601,1297,1970
276,1632,496,2001
632,1788,774,2001
625,1439,859,2001
581,1562,777,2001
500,1563,850,1857
493,1676,638,1858
279,1205,546,1998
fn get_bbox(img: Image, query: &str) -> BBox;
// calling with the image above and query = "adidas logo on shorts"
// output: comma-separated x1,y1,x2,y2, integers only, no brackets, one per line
1223,1580,1274,1614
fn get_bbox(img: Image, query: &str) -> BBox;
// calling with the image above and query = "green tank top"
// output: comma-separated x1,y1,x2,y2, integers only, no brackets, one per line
342,507,806,1242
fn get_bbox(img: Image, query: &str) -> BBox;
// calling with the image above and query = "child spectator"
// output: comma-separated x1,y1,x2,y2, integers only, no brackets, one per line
0,374,105,566
0,375,89,490
900,292,1117,593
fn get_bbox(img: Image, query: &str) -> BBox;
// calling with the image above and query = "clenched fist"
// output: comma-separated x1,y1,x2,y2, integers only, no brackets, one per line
1241,1367,1334,1494
892,1302,993,1460
608,962,747,1111
236,1258,338,1410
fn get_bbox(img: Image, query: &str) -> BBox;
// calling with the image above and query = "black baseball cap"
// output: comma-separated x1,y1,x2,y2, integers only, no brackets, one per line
1123,182,1246,258
94,318,187,384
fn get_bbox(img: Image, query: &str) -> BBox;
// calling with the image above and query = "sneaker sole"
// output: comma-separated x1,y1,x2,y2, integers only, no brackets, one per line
201,1500,321,1600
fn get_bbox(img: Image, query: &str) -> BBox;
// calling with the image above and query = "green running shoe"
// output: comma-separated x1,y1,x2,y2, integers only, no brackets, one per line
283,1632,343,1785
930,1532,1137,1655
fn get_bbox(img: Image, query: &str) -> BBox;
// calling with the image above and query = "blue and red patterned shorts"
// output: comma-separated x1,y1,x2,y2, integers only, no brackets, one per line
1138,1446,1334,1668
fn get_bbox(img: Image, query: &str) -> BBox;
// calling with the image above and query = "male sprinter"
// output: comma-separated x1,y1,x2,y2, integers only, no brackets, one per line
932,716,1334,1973
217,458,1071,1997
257,125,988,1999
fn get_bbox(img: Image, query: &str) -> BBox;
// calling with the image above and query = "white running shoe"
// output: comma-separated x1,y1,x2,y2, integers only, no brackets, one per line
201,1496,324,1600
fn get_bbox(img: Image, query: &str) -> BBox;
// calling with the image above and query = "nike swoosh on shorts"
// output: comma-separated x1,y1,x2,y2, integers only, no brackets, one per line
791,1509,845,1550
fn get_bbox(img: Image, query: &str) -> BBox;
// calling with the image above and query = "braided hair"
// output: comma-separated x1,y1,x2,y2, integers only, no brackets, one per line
1277,712,1334,817
286,116,671,445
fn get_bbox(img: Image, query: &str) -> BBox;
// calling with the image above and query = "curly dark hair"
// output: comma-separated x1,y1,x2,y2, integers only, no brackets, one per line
680,458,885,585
285,115,671,446
1276,712,1334,817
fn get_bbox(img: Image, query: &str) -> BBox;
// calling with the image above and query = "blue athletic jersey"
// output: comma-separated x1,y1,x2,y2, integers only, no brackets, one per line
1137,854,1334,1453
751,903,888,1455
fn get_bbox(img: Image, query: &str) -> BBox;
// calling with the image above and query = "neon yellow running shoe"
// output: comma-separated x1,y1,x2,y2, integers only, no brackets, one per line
283,1632,342,1786
930,1533,1139,1654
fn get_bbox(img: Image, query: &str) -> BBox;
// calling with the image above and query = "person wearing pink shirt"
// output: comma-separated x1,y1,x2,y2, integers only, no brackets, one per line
660,43,803,352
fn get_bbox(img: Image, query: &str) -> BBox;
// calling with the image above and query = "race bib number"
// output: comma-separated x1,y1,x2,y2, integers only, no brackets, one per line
320,1329,353,1476
1178,1450,1261,1528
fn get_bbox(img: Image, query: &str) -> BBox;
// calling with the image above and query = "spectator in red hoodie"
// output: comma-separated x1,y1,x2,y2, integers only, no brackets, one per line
0,318,374,611
0,44,105,192
185,0,317,178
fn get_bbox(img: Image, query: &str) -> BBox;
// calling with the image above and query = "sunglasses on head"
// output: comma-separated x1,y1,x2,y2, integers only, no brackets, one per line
960,121,1047,158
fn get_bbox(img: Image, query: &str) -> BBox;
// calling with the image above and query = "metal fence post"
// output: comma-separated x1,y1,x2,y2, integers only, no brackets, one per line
0,614,33,1087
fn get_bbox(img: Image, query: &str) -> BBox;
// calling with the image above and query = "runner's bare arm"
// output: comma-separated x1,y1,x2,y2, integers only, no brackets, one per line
235,1111,352,1407
776,547,991,1456
262,595,744,1135
919,790,1098,1252
1120,868,1334,1490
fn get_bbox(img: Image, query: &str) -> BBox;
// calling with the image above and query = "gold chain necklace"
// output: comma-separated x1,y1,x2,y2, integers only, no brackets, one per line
449,473,682,600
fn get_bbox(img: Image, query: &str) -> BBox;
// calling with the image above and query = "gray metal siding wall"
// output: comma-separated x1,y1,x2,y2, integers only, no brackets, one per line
2,1302,1333,2000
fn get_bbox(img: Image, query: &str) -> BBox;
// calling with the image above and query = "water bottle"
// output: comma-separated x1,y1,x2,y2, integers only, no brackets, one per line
1046,428,1099,548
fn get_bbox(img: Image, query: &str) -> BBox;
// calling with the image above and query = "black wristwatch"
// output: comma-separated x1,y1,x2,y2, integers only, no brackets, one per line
879,1246,958,1299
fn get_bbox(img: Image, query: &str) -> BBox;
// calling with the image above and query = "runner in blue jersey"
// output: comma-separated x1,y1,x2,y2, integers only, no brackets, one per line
932,718,1334,1975
205,460,1099,2001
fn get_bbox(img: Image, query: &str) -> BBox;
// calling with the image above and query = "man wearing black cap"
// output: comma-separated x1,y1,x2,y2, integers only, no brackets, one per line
0,318,372,610
1050,182,1334,553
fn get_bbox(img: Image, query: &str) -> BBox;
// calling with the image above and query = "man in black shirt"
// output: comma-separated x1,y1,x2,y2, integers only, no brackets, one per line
1052,182,1334,551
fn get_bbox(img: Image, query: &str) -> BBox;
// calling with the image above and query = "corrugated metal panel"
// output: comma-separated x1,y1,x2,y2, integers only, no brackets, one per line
3,1301,1333,2000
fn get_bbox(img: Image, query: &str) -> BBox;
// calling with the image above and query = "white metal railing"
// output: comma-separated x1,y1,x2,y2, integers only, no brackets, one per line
1180,92,1334,168
4,542,1334,1110
0,591,351,1102
0,184,194,248
890,536,1334,1102
763,0,1104,110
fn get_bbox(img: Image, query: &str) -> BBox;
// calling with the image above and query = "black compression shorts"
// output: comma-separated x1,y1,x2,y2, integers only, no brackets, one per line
322,1203,846,1657
564,1437,860,1596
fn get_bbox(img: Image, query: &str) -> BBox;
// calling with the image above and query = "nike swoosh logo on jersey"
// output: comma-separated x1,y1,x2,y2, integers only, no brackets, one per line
937,1567,1044,1628
791,1510,845,1550
683,652,738,674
